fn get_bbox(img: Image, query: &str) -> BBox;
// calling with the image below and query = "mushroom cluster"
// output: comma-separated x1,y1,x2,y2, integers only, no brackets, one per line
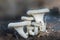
8,8,50,39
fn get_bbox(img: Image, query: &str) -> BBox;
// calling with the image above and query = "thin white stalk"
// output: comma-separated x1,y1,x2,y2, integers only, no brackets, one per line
15,27,28,38
27,26,38,35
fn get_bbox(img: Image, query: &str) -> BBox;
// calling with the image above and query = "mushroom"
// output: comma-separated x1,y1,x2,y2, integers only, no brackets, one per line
27,8,50,32
21,16,38,36
8,21,31,38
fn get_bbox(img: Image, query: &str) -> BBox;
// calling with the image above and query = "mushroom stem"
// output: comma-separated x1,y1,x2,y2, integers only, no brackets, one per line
33,14,46,32
27,26,38,36
15,27,28,38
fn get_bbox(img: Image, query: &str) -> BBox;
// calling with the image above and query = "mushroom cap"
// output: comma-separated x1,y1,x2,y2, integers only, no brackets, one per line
27,8,50,15
8,21,31,28
21,16,34,21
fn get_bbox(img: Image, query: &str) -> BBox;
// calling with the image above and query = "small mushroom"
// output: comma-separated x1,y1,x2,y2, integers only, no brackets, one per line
21,16,38,36
27,8,50,32
8,21,31,38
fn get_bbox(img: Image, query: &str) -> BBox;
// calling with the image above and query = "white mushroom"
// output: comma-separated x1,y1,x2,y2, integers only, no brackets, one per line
21,16,38,36
8,21,31,38
27,8,50,32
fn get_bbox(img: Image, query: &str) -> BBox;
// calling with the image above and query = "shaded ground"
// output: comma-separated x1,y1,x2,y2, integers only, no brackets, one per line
0,31,60,40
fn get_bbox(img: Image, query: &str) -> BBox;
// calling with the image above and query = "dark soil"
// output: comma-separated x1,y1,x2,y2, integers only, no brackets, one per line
0,31,60,40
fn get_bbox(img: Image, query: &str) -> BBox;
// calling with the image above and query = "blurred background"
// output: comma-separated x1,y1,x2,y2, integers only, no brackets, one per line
0,0,60,17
